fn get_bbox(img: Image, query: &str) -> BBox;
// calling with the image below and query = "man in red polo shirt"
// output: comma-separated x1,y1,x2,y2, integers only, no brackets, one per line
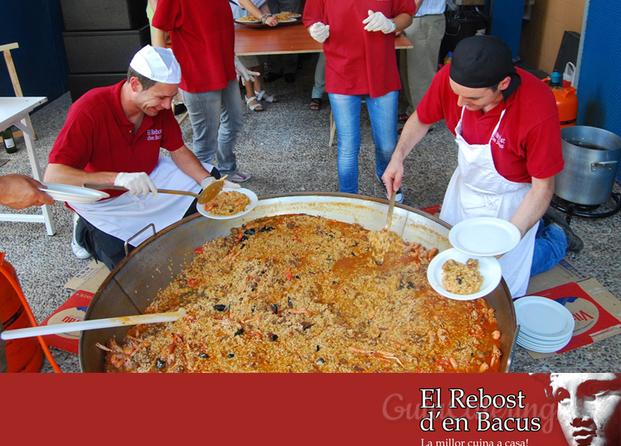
383,35,582,298
45,45,236,270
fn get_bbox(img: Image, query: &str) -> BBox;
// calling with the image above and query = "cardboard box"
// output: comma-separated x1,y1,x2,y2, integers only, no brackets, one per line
64,260,109,293
39,290,94,354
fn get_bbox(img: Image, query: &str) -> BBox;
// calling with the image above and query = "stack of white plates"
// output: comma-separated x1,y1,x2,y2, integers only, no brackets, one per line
514,296,575,353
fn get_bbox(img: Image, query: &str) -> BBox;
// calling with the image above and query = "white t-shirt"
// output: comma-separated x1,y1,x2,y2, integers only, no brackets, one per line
230,0,267,19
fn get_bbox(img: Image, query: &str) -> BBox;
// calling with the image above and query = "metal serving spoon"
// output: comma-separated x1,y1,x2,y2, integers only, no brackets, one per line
84,175,227,205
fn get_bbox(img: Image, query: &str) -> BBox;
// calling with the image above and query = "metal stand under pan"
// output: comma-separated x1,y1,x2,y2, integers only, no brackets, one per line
551,192,621,224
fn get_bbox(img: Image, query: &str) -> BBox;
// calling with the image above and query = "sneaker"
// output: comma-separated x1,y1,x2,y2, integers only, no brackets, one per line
543,209,584,253
71,214,92,260
227,171,251,183
376,173,404,204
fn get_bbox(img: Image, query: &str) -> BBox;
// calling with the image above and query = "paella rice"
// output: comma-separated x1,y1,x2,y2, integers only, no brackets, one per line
203,191,251,216
101,214,501,373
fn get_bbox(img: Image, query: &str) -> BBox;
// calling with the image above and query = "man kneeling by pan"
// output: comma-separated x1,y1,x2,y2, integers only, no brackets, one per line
44,45,239,270
382,35,583,298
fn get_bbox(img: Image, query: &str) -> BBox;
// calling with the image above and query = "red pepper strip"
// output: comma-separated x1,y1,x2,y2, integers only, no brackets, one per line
187,278,200,288
293,230,302,243
194,246,204,254
284,269,292,281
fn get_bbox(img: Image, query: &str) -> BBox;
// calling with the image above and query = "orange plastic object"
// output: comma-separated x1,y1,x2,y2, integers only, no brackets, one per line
0,253,43,373
543,78,579,128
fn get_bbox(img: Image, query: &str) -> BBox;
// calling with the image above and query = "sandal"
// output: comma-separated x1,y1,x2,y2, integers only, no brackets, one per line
255,90,278,103
310,98,322,111
245,95,264,112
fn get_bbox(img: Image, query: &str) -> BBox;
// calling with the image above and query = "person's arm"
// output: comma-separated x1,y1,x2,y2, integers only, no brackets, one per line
509,176,555,238
238,0,278,26
169,145,213,184
152,27,169,48
381,111,432,195
44,163,118,187
392,12,413,32
0,174,55,210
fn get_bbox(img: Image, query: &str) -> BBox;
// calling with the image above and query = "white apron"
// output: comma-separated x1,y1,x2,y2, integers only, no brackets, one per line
439,107,539,298
70,157,211,247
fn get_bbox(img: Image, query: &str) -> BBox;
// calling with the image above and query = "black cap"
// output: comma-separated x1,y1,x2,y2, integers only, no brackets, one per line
450,35,520,96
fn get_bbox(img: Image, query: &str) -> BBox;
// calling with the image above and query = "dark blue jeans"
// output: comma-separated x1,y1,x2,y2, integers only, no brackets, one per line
530,220,568,276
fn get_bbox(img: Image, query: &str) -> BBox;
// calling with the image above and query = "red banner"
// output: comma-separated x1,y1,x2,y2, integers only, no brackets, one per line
5,373,617,445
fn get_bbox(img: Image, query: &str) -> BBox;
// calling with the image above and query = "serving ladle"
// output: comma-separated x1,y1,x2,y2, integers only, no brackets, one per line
84,175,227,205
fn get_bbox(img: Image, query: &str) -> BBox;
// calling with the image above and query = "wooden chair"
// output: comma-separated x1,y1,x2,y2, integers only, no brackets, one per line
0,42,36,142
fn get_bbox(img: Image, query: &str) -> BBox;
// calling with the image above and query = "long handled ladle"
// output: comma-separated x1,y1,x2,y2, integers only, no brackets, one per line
383,189,397,231
0,309,186,340
84,175,227,205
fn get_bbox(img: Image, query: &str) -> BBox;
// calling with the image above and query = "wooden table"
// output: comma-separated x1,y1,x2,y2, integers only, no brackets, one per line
0,96,55,235
234,22,412,56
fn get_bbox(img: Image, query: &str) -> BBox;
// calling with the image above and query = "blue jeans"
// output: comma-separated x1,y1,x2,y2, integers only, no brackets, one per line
329,90,399,194
181,79,243,176
530,220,568,276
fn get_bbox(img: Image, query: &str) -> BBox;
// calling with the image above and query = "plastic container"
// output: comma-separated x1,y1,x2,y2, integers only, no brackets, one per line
0,254,43,373
544,71,578,128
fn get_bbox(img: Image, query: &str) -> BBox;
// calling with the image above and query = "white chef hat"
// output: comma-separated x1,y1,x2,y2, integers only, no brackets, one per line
129,45,181,84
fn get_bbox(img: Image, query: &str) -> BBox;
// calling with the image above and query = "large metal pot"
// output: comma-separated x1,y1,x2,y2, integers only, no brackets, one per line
79,193,518,372
555,126,621,205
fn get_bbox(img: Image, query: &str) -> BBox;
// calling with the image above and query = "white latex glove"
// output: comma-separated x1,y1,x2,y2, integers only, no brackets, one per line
309,22,330,43
234,55,260,86
114,172,158,196
201,176,240,190
363,10,396,34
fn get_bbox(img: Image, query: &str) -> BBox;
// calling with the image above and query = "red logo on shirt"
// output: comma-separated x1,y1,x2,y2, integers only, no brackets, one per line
147,128,162,141
492,132,506,149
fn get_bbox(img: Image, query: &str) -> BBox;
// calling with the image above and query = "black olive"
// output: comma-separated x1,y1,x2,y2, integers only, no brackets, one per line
398,284,405,290
317,358,326,364
244,228,255,235
250,285,255,291
457,278,463,285
270,334,278,342
267,226,275,232
316,345,320,352
240,235,248,242
213,304,227,312
228,353,235,358
295,275,301,279
234,328,244,336
332,281,338,285
199,352,209,359
270,303,278,314
155,358,166,369
260,227,268,232
288,297,293,308
303,323,314,331
239,244,245,250
407,281,415,289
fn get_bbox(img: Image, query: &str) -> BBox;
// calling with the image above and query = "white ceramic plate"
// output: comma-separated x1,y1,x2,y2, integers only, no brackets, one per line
449,217,521,256
40,182,109,203
516,335,572,353
197,187,258,220
235,18,262,24
514,296,575,340
426,247,502,300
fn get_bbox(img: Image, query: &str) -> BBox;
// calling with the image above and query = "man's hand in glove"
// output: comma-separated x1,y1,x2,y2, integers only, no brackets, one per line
363,10,396,34
114,172,158,196
309,22,330,43
201,176,241,190
234,56,260,86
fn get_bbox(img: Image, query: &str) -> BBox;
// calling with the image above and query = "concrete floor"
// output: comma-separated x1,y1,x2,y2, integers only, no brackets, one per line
1,53,620,373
